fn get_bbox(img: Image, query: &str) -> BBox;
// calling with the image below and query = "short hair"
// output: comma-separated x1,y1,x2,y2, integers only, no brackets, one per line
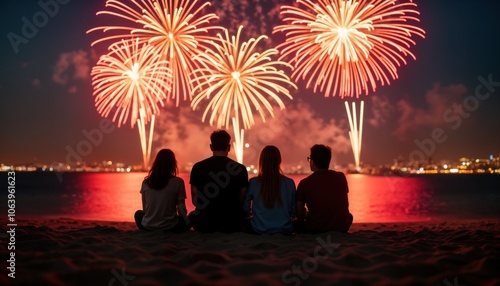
210,130,231,151
310,144,331,169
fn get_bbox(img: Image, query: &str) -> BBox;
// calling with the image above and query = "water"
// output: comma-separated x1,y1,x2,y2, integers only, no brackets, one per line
2,172,499,223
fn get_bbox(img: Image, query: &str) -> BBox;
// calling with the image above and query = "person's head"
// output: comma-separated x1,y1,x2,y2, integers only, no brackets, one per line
145,149,178,190
309,144,332,170
258,145,282,175
258,145,283,208
210,130,231,153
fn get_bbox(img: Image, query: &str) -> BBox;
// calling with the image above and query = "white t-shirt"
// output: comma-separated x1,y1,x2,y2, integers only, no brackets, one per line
140,176,186,230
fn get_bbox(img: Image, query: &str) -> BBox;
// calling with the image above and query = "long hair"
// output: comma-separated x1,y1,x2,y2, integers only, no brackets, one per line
144,149,178,190
258,145,283,208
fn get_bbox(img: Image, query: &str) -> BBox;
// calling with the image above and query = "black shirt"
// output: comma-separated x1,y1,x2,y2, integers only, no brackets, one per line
189,156,248,232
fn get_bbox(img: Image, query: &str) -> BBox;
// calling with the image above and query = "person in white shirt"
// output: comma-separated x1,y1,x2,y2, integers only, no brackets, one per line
134,149,189,232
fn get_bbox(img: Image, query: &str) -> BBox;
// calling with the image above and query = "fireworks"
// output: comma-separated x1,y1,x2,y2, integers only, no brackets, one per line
91,39,172,127
190,26,296,162
274,0,425,98
88,0,223,105
91,38,172,169
274,0,425,169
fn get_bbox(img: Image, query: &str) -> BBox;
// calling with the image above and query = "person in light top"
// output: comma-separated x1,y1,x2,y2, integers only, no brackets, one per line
243,145,296,234
134,149,189,232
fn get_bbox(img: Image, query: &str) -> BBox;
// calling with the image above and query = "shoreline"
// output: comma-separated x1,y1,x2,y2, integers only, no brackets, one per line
1,217,499,285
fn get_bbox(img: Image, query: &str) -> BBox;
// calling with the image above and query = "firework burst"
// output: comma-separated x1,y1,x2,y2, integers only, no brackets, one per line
88,0,223,105
91,38,172,169
274,0,425,98
274,0,425,169
191,26,296,162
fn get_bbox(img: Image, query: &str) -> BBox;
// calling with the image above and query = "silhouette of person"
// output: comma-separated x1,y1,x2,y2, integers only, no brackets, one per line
188,130,249,233
243,145,296,234
134,149,189,232
295,144,353,233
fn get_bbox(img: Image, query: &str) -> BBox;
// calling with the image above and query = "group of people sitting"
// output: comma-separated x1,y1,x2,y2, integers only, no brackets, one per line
134,130,353,234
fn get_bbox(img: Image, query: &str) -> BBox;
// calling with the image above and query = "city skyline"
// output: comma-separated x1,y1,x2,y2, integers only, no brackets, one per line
1,0,499,168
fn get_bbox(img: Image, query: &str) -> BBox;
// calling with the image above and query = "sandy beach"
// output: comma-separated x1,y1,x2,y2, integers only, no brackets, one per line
1,218,499,286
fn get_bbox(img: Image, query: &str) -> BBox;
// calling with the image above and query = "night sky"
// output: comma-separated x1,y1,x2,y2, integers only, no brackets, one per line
1,0,499,169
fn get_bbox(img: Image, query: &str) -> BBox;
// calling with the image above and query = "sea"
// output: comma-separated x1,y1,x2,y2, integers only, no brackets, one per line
2,172,499,223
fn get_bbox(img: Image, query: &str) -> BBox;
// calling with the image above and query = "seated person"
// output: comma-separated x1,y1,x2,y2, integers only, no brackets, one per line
188,130,249,233
295,144,353,233
134,149,189,232
243,145,296,234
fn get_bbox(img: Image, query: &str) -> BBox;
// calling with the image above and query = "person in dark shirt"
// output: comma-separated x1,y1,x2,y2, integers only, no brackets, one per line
295,144,353,233
188,130,249,233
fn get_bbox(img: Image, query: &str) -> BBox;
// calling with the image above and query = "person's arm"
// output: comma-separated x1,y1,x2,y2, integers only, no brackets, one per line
289,179,297,218
191,185,199,207
140,182,146,211
296,200,306,221
189,165,199,208
178,200,188,218
141,192,146,212
177,179,188,218
242,180,253,215
296,181,306,221
240,186,248,205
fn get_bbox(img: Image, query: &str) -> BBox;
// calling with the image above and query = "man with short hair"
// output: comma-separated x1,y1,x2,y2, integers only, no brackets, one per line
189,130,249,233
295,144,353,233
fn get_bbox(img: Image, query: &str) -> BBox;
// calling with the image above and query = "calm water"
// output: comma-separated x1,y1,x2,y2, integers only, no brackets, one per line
2,172,499,223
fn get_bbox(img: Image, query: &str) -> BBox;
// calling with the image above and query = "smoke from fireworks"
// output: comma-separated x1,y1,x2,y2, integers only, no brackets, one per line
190,26,296,163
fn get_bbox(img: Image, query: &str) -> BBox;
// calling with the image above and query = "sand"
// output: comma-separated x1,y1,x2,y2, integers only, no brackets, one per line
1,218,499,286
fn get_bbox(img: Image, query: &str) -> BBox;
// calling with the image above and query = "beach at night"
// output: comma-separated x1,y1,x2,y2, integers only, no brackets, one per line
2,216,499,286
2,172,500,285
1,0,500,285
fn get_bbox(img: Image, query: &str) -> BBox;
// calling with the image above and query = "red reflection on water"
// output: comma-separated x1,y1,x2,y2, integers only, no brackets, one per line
69,173,432,223
346,174,433,222
70,173,195,222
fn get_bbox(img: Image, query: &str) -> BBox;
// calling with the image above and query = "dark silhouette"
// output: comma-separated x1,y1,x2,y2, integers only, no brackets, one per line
188,130,249,233
295,144,353,233
134,149,189,232
243,145,296,234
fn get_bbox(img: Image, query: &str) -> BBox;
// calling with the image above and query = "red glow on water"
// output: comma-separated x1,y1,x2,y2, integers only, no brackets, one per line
68,173,432,223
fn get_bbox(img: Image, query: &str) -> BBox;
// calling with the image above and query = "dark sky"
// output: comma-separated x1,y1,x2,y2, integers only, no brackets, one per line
1,0,499,168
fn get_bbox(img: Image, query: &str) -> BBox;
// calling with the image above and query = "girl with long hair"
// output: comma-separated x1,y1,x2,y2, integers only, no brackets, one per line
243,145,296,234
134,149,189,232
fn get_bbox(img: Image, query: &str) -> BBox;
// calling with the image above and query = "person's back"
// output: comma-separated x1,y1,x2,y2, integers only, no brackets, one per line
134,149,189,232
140,176,185,230
244,175,296,234
297,170,350,232
296,145,353,233
190,156,247,232
189,130,248,233
243,145,296,234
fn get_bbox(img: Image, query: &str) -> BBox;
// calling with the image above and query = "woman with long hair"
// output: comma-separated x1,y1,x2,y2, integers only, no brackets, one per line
243,145,296,234
134,149,189,232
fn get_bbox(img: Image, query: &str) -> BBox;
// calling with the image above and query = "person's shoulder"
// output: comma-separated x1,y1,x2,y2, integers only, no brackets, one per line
225,158,248,175
140,180,150,193
191,157,214,171
282,175,294,183
299,172,316,183
171,176,185,184
193,157,212,166
227,157,246,167
330,170,347,178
